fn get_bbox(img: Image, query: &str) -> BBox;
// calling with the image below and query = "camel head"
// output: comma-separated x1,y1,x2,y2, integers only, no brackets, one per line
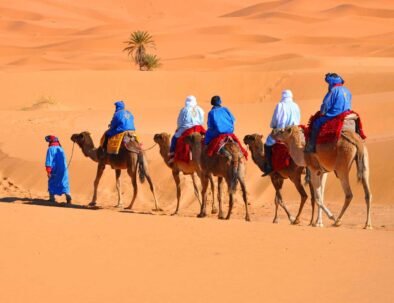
243,134,264,150
271,127,294,143
153,133,171,148
71,131,95,150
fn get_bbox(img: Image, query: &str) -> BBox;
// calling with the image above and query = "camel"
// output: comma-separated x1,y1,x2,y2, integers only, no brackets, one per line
243,134,315,225
153,133,216,215
70,131,161,211
271,124,372,229
185,133,250,221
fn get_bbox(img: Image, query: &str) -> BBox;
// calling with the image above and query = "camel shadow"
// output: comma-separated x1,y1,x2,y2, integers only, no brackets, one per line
0,196,99,210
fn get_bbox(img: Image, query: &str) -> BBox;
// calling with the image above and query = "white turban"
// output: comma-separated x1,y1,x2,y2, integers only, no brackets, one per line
185,95,197,107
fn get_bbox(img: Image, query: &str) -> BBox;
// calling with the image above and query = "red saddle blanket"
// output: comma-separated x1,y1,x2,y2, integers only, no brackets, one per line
272,143,291,171
305,110,367,144
174,125,206,163
206,134,248,159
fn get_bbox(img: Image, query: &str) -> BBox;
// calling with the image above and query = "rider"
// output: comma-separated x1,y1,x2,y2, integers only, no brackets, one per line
103,100,135,150
169,95,204,160
263,89,301,176
45,135,72,204
305,73,352,153
205,95,235,145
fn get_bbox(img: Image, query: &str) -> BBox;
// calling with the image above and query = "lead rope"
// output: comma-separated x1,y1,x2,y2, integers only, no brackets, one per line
67,142,75,169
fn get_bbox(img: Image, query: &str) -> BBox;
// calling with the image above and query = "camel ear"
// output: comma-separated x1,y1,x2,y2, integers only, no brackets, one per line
243,135,250,144
258,134,263,140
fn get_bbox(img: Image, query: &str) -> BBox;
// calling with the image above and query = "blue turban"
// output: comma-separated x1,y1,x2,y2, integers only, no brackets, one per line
211,95,222,106
325,73,344,88
114,100,125,111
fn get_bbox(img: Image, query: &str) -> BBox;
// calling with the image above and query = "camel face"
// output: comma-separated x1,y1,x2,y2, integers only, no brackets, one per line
243,134,263,146
153,133,170,145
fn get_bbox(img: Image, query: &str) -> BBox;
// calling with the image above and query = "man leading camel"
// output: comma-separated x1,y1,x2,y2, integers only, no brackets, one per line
263,89,301,176
305,73,352,153
45,135,72,204
169,95,204,163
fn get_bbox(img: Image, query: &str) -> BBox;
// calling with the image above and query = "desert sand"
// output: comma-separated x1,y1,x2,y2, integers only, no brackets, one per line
0,0,393,302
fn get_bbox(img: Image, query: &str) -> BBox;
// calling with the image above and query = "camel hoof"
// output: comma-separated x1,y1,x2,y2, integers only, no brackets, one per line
197,213,206,218
152,208,163,212
364,224,373,230
115,204,123,209
124,206,132,210
333,220,342,227
292,218,301,225
171,212,178,216
313,222,324,228
245,216,251,222
329,215,336,221
272,219,279,224
211,208,218,215
218,212,225,220
88,202,96,207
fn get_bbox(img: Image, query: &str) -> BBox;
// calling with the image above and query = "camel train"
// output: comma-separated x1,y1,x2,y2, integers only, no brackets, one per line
67,74,371,229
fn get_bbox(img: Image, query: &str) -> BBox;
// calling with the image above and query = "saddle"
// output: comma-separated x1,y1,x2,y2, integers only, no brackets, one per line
100,131,139,154
206,134,248,160
305,110,366,144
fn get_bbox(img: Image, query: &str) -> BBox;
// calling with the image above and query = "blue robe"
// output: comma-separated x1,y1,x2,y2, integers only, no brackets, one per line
106,108,136,137
320,86,352,117
45,146,70,195
205,106,235,144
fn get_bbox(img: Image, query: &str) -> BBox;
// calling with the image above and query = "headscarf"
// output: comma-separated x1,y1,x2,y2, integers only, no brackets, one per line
114,100,125,111
211,95,222,107
45,135,61,146
325,73,344,89
280,89,293,103
185,95,197,107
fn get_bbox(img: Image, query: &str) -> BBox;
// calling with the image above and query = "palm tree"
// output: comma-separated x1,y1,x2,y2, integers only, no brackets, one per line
123,31,155,70
142,54,161,71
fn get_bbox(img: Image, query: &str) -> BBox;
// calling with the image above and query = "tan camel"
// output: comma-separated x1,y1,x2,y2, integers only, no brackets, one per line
185,133,250,221
271,125,372,229
71,131,161,211
153,133,216,215
243,134,315,225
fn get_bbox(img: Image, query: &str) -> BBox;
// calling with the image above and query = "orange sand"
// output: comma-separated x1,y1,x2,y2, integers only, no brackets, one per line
0,1,393,302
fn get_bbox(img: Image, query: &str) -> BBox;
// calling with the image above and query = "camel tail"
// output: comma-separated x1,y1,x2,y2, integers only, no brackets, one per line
342,131,365,183
228,143,240,194
137,153,146,184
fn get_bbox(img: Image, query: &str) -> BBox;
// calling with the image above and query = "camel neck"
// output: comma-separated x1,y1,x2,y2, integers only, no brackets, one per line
287,131,306,167
250,145,265,171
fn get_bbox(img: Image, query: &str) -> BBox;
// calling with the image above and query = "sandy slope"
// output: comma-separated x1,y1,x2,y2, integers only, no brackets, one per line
0,0,393,302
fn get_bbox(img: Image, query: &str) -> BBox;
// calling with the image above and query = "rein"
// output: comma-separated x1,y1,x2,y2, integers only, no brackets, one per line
126,142,157,154
67,142,75,169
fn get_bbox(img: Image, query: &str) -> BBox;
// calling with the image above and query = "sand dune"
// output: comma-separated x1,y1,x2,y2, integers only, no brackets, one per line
0,0,393,302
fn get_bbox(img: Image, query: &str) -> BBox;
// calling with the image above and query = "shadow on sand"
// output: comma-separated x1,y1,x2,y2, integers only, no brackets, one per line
0,196,100,210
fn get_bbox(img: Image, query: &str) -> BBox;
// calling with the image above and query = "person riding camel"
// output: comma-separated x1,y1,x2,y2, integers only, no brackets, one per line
45,135,72,204
205,95,235,145
103,100,135,150
304,73,352,153
169,95,204,162
263,89,301,176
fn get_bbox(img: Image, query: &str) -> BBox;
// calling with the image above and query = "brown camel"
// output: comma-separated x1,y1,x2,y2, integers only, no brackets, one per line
243,134,315,225
153,133,216,215
271,124,372,229
185,133,250,221
71,131,161,211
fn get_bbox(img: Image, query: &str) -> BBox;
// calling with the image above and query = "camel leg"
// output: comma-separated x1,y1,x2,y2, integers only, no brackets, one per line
334,172,353,227
308,181,316,226
191,173,201,206
271,176,294,224
311,172,334,227
197,175,209,218
145,173,161,212
172,171,182,215
217,177,224,219
115,169,123,208
361,148,373,229
291,173,308,225
238,176,250,222
125,163,138,210
90,163,105,206
225,192,234,220
209,175,217,214
273,193,280,224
